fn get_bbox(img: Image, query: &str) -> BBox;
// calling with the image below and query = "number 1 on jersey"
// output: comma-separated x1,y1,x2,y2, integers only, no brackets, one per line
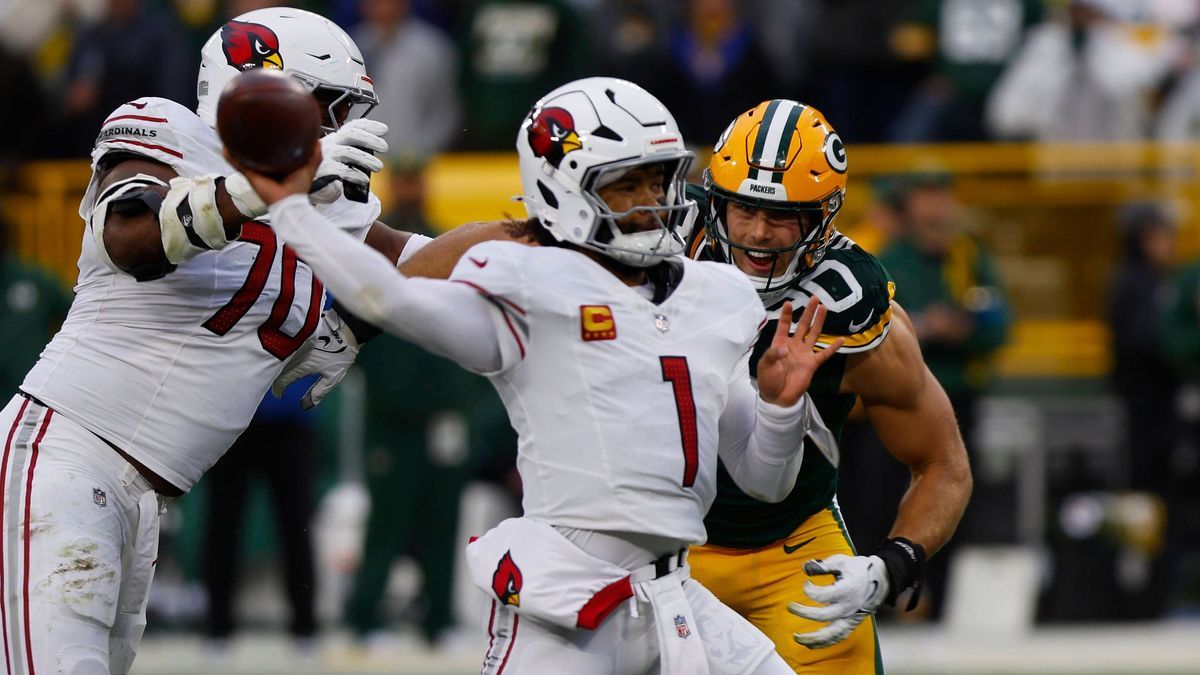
661,356,698,488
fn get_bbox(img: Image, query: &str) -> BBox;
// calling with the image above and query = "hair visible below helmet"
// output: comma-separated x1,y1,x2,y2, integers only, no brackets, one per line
704,99,847,303
516,77,695,268
196,7,377,132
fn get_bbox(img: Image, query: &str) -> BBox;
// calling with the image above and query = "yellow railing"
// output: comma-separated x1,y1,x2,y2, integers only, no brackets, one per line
6,143,1200,379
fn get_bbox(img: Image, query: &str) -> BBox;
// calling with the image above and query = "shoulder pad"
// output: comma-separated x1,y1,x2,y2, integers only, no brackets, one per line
798,234,894,353
448,240,529,299
448,241,532,369
82,98,230,221
688,258,767,346
91,97,226,178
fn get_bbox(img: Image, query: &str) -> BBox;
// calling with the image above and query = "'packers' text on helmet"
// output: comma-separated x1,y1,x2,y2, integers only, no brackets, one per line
516,77,696,268
704,99,847,303
196,7,377,133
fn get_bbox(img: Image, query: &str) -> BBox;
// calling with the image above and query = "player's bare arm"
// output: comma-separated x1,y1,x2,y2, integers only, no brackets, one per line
789,302,971,650
93,156,254,274
364,221,413,265
397,220,535,279
841,301,973,556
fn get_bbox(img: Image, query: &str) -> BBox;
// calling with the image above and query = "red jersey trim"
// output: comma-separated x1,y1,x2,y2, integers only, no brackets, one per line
452,280,527,360
105,138,184,159
102,114,169,126
453,279,527,316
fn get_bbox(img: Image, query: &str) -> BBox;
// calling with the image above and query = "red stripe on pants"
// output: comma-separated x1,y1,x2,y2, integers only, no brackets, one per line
0,399,30,675
22,410,51,675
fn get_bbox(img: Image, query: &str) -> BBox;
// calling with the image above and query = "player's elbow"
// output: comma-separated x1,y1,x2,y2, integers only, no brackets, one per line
935,446,974,505
103,212,171,275
952,453,974,501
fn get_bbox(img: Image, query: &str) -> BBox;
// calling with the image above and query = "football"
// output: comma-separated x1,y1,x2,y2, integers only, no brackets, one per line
216,68,322,179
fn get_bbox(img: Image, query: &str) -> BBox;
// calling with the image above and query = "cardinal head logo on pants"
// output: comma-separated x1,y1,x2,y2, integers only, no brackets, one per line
491,550,524,607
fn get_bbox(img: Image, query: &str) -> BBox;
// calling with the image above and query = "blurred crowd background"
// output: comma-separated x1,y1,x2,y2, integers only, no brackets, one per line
2,0,1200,667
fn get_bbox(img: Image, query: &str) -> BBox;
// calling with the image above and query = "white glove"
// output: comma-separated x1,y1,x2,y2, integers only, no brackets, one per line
272,308,360,409
309,119,389,204
789,554,889,649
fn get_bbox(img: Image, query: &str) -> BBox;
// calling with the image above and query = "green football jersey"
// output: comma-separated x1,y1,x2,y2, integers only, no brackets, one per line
689,188,895,548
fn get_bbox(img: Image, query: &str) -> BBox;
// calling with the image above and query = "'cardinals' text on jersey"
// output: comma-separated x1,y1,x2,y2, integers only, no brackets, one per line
21,97,380,491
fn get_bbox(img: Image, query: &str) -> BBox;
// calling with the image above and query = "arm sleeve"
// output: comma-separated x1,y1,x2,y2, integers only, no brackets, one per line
267,195,506,372
716,352,812,503
397,232,433,267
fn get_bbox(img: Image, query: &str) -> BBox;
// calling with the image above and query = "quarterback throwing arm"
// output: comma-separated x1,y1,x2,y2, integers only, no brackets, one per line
263,197,839,504
249,77,847,675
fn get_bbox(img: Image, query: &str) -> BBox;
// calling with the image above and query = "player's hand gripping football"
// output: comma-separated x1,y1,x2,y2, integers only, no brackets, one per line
755,296,844,407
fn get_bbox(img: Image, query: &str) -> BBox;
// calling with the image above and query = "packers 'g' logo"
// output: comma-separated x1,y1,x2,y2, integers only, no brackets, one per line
824,133,847,174
581,305,617,341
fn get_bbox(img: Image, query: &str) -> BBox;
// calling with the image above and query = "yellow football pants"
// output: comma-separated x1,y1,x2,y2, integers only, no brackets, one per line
690,506,883,674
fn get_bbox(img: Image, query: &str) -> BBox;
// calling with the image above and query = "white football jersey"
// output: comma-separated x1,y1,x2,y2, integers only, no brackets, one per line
21,97,380,491
449,241,766,544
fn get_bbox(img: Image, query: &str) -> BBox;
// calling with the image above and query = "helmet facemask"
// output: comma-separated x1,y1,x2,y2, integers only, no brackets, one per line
575,154,695,268
291,72,378,134
706,183,843,303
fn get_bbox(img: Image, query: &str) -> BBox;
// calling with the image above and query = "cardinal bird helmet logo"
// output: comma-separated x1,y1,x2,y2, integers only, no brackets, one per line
221,20,284,71
491,550,524,607
527,107,582,168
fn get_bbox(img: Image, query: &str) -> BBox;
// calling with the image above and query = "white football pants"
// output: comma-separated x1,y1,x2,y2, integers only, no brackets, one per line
480,567,793,675
0,395,164,674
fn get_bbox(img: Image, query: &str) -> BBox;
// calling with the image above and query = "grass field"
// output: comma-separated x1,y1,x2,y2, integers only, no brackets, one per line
129,620,1200,675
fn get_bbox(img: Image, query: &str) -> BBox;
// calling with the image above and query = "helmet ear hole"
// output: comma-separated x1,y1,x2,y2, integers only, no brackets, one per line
537,181,558,209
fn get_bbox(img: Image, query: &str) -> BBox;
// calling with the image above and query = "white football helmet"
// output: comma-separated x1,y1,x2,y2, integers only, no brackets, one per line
516,77,695,268
196,7,377,133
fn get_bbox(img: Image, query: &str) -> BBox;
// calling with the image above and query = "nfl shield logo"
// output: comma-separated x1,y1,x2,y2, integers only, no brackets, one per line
654,314,670,333
92,488,107,508
674,614,690,639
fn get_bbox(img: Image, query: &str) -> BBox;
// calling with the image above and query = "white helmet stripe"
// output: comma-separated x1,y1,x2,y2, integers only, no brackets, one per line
754,100,803,172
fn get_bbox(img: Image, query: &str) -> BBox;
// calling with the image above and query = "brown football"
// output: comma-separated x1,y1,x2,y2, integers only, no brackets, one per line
216,69,321,178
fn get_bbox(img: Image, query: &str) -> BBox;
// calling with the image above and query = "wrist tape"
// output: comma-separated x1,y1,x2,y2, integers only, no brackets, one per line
873,537,926,611
159,174,232,264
